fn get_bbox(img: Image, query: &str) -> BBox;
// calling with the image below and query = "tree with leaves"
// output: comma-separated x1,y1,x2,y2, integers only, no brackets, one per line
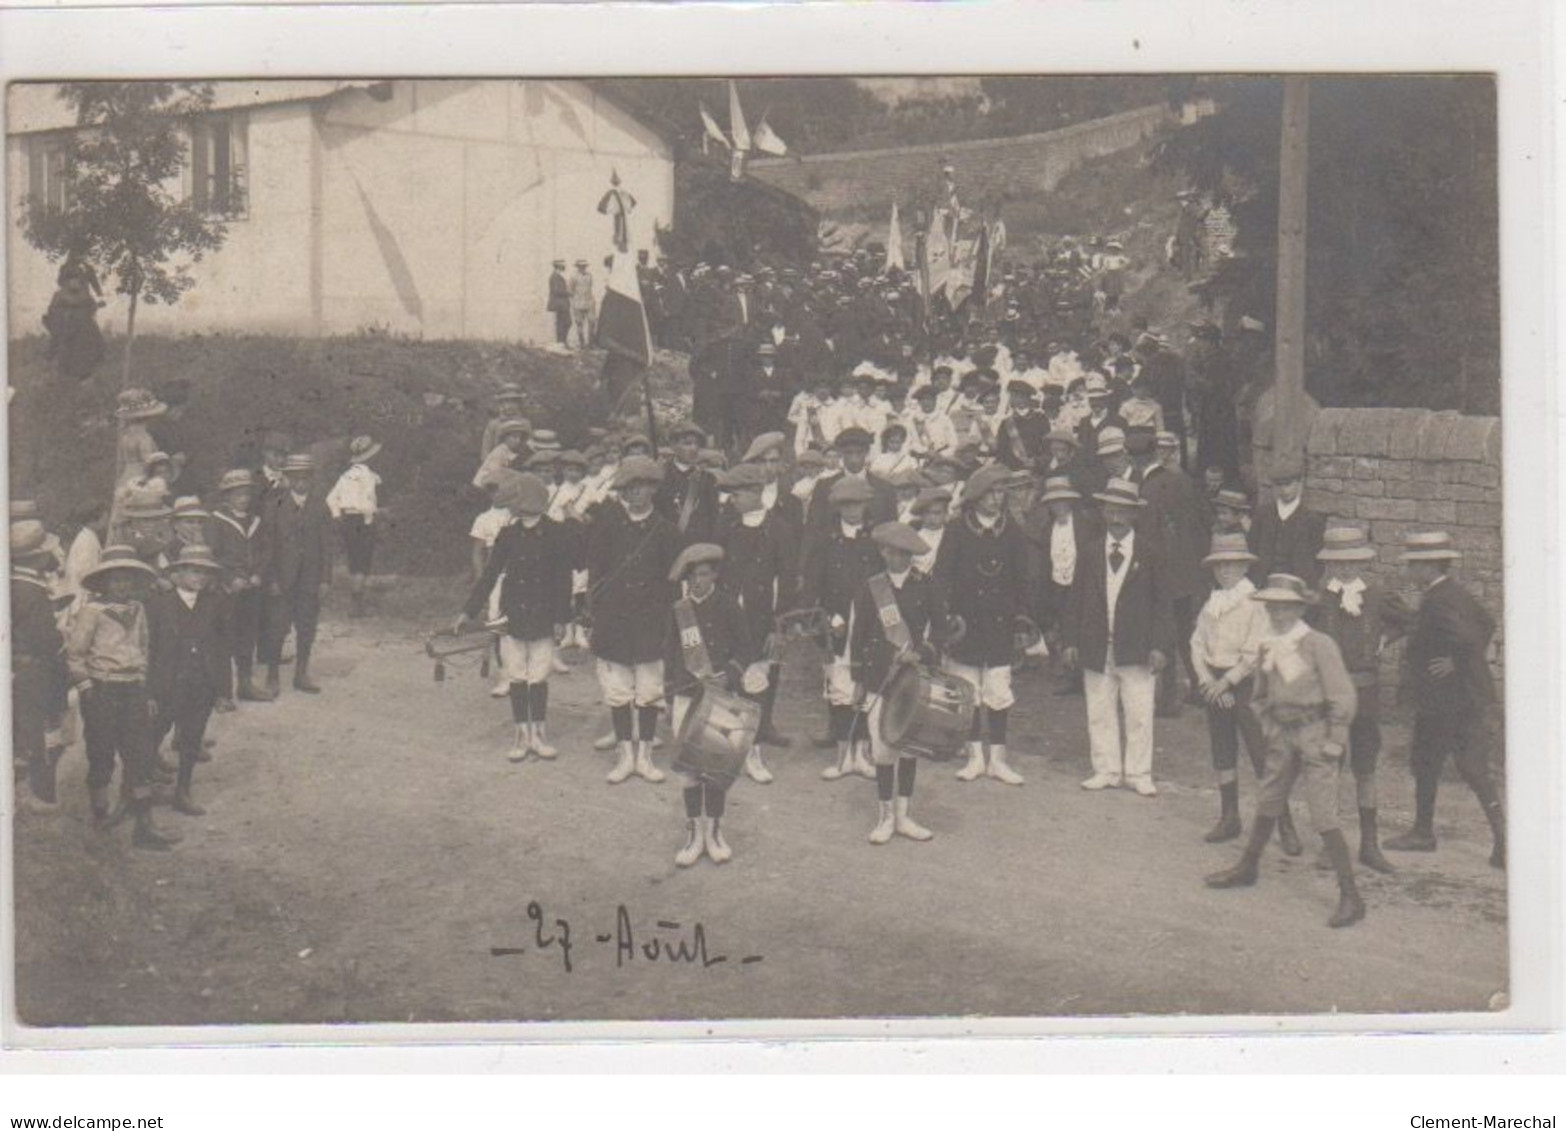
20,82,232,386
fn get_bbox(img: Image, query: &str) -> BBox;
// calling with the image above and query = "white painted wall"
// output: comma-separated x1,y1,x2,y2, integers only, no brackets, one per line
5,79,674,344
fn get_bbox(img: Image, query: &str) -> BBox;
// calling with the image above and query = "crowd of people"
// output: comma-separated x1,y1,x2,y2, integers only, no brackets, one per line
11,242,1502,939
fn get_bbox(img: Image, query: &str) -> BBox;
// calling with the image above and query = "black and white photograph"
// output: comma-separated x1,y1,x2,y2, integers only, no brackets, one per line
2,58,1536,1039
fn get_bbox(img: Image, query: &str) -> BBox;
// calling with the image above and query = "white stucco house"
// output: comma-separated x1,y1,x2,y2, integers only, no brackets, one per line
5,79,674,342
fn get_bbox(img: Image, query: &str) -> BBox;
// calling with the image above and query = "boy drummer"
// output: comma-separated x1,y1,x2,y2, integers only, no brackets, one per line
850,521,948,844
664,544,771,867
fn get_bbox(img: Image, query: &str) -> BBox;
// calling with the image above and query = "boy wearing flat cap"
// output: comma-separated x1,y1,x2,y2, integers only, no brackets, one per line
1206,574,1364,929
664,544,771,866
458,473,575,764
850,522,948,844
805,426,895,535
656,422,721,547
587,456,681,784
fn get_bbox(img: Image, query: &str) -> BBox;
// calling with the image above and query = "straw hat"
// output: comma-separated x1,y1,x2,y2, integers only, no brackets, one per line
531,429,562,452
1252,573,1316,604
349,435,382,463
114,388,168,421
82,545,157,588
1213,488,1252,513
1317,525,1377,562
496,418,532,441
1399,531,1463,562
1092,477,1148,509
10,520,59,561
668,421,706,443
282,453,316,474
166,543,223,573
1038,475,1082,505
217,469,255,494
1096,428,1127,457
669,542,724,582
171,496,210,520
10,499,40,521
1202,532,1260,566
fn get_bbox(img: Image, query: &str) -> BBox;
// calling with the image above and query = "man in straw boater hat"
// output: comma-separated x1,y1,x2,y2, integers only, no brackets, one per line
934,463,1030,786
146,543,230,818
849,521,949,845
586,455,681,784
1382,531,1505,868
480,385,528,462
1022,474,1093,697
1308,524,1399,873
12,520,68,809
663,543,772,866
258,452,334,697
799,475,885,780
1205,574,1365,928
714,461,797,764
457,472,574,765
474,417,533,490
66,546,181,849
1062,477,1173,797
209,469,270,706
326,435,385,619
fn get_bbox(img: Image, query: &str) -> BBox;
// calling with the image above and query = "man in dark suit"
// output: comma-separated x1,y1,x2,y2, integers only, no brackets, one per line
1134,430,1211,712
1247,462,1328,584
1022,475,1098,695
654,422,722,547
147,544,230,816
258,452,334,697
1384,532,1505,868
546,259,571,348
1063,477,1174,796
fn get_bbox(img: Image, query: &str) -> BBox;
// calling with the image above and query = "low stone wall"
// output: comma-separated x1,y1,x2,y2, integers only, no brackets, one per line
1303,407,1503,706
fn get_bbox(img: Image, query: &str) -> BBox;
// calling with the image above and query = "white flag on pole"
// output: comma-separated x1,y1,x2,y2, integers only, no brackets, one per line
885,201,905,273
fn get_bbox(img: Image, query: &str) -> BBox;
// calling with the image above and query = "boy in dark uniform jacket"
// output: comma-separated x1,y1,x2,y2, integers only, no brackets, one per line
587,456,682,785
1309,526,1398,872
11,521,68,808
1247,464,1327,585
1383,531,1505,868
458,473,574,765
996,381,1051,471
664,544,771,866
715,462,797,774
805,426,896,535
934,464,1030,785
146,544,230,817
209,468,268,706
799,476,885,781
655,422,721,547
851,522,947,844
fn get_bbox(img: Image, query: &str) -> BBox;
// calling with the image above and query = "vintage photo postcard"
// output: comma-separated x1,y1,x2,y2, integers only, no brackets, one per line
1,1,1557,1056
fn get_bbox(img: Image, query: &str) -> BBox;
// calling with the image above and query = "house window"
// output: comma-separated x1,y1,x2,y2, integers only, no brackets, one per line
26,137,71,215
190,112,249,218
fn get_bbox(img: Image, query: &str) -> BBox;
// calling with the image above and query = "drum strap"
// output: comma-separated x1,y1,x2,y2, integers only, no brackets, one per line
867,573,913,652
673,598,715,679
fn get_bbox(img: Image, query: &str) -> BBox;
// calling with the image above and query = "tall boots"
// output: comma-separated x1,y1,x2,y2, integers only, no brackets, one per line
173,756,206,817
293,641,321,694
132,795,182,851
1205,782,1242,843
1358,808,1395,873
703,817,732,863
508,724,530,764
1205,814,1277,889
1322,829,1366,928
237,658,273,702
1277,805,1304,856
1386,772,1440,852
26,747,58,810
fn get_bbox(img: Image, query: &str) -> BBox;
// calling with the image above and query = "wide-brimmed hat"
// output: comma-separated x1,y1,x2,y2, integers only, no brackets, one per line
496,418,532,440
171,496,210,520
145,450,172,468
698,448,727,469
349,435,382,463
1093,477,1148,509
828,477,875,507
962,463,1013,506
1203,532,1260,566
1252,573,1316,604
1038,475,1082,505
82,545,157,587
1318,525,1377,562
1213,488,1252,512
10,520,59,560
114,388,168,421
10,499,40,520
282,453,316,474
120,495,173,521
531,429,561,451
669,542,724,582
742,431,787,463
1399,531,1463,562
835,426,873,451
871,521,929,556
167,543,223,573
217,469,255,493
1156,431,1179,450
613,455,664,489
1096,427,1127,457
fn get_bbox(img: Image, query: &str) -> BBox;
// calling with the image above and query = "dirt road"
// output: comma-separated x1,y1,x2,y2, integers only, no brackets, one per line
12,584,1508,1028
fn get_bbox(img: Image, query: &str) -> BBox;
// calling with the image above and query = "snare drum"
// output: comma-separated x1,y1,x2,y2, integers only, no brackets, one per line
672,687,761,785
879,664,976,762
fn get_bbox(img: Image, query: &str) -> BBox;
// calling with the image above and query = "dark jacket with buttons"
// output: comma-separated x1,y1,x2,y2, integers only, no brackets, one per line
146,587,231,704
585,503,680,665
799,520,883,657
933,510,1030,667
716,511,798,649
465,516,575,641
663,587,758,699
849,570,943,693
1062,524,1175,672
1403,576,1495,716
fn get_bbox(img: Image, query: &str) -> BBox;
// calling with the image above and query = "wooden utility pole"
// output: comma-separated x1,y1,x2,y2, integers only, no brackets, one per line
1271,76,1313,473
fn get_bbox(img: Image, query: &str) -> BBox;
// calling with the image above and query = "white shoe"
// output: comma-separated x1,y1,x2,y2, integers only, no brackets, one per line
531,723,557,760
894,796,934,841
634,742,666,783
955,742,986,782
1081,773,1121,791
869,801,896,845
490,680,511,699
821,744,850,780
551,656,572,675
607,742,635,784
1131,777,1158,797
507,725,530,764
850,742,876,780
675,819,703,867
652,735,665,751
744,747,773,784
593,731,618,752
703,818,732,864
986,745,1025,786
